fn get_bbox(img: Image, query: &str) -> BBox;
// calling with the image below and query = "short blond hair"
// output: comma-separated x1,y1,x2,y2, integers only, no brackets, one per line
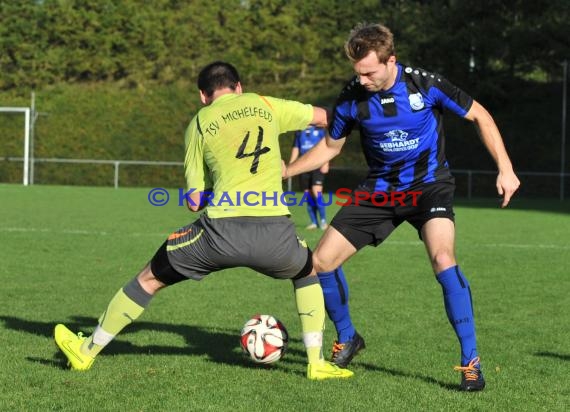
344,23,395,63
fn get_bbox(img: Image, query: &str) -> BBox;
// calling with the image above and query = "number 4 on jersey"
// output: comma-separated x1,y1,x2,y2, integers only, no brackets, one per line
235,126,271,174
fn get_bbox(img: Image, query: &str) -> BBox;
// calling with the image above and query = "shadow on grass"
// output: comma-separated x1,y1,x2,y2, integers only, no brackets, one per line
3,315,463,389
0,315,306,373
353,361,459,391
534,351,570,361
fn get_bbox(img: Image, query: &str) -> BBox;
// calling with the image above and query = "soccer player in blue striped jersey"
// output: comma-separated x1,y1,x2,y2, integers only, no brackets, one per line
284,23,520,391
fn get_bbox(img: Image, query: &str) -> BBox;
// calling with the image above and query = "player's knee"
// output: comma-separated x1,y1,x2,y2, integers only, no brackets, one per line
137,264,168,295
311,188,322,198
312,252,336,273
430,251,456,273
290,247,314,282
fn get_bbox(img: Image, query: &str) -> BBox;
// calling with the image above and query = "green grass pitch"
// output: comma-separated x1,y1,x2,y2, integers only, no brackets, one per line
1,184,568,410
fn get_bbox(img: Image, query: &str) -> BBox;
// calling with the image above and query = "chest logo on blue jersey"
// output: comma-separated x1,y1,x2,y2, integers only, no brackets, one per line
379,130,420,152
409,93,425,110
386,130,408,141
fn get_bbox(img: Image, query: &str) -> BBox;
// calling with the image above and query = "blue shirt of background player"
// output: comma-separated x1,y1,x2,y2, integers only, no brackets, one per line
293,126,326,156
329,62,473,192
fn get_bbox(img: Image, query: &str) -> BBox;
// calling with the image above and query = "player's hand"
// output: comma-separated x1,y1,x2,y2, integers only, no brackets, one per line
496,171,520,208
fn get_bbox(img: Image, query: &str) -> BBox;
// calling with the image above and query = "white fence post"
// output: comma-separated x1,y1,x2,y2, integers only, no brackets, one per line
114,161,120,189
23,109,30,186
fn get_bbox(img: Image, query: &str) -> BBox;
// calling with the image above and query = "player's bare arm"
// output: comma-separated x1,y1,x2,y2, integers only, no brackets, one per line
185,188,212,212
288,146,300,165
311,106,329,128
465,100,520,207
284,135,345,179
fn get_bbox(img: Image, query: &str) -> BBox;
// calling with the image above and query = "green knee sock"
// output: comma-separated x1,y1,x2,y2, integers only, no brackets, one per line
294,276,326,364
81,278,152,357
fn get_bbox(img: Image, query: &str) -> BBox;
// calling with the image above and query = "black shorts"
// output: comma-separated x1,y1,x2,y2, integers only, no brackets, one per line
299,170,325,190
330,182,455,250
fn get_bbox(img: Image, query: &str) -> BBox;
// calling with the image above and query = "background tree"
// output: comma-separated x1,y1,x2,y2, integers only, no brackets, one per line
0,0,567,191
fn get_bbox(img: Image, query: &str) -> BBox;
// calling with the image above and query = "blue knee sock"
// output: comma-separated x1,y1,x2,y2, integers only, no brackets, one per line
318,266,356,343
437,265,478,366
317,203,326,225
306,194,318,225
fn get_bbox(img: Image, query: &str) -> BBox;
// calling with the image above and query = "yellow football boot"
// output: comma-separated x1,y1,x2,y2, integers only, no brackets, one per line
54,324,95,371
307,361,354,380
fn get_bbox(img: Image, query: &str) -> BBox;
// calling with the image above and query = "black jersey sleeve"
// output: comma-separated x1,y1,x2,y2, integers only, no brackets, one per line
329,76,368,139
402,66,473,115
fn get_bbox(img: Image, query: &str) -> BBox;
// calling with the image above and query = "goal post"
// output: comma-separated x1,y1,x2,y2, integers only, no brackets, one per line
0,107,31,186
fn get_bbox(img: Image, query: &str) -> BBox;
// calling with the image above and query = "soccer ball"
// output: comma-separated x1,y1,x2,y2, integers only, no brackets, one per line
240,314,288,364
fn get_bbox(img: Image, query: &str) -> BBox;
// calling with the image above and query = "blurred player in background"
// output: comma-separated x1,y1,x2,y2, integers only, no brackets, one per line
54,61,353,381
284,23,520,391
289,126,330,230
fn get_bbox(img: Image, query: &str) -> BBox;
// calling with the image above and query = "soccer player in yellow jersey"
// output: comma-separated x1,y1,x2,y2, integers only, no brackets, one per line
54,61,353,380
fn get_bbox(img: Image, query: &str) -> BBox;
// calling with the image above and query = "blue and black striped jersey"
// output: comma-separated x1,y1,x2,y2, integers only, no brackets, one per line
329,63,473,192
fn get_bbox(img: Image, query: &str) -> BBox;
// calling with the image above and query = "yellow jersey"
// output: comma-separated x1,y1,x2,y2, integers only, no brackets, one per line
184,92,313,218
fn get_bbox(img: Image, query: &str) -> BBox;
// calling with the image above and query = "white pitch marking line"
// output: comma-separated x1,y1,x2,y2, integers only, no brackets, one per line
1,227,162,237
384,240,570,250
2,227,569,250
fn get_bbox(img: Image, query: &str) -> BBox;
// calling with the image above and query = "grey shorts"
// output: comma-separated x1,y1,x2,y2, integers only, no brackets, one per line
151,215,312,283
